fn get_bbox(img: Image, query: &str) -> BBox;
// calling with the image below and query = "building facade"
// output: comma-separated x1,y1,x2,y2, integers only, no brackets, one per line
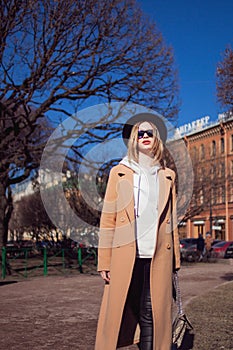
178,114,233,241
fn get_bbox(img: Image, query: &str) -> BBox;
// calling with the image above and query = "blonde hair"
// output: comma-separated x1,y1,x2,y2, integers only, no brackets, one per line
127,121,165,167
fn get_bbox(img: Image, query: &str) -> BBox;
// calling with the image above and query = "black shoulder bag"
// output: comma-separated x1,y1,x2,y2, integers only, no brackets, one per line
172,272,194,349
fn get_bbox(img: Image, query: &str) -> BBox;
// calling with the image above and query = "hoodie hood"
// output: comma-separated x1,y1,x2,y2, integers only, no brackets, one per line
120,156,160,175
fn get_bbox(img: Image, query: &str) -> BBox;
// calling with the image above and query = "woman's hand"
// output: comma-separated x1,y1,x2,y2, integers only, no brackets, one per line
100,270,110,284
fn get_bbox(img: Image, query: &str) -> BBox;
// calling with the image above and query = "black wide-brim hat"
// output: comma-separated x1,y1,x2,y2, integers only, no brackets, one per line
122,112,167,145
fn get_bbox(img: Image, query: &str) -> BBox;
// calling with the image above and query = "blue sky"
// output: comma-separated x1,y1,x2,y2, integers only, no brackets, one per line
139,0,233,126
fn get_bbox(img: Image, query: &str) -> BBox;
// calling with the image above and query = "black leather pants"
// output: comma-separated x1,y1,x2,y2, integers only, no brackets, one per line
138,260,153,350
126,258,153,350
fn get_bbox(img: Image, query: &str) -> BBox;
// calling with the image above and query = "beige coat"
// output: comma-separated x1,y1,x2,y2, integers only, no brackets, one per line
95,164,180,350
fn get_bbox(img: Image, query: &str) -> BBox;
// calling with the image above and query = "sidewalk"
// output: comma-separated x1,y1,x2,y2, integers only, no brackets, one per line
0,261,232,349
185,280,233,350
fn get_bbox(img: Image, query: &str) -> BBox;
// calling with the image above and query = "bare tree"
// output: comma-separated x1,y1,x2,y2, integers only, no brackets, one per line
0,106,51,246
9,190,56,242
0,0,179,248
217,46,233,111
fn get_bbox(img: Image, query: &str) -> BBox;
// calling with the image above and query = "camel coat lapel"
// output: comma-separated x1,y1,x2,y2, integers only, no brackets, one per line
158,169,173,219
112,165,173,225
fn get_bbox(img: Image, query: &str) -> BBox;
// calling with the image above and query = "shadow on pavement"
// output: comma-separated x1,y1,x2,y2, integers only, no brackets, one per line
0,281,18,287
220,272,233,281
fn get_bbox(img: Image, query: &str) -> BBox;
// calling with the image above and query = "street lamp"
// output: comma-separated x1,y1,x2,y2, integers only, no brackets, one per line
209,194,213,236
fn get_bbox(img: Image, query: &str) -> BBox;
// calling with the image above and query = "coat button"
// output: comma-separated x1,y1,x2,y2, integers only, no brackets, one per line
167,243,171,249
120,217,125,222
166,218,170,224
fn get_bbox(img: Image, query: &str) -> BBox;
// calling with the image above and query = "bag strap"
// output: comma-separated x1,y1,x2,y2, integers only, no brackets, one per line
173,271,183,315
170,188,176,271
173,272,194,332
170,190,183,316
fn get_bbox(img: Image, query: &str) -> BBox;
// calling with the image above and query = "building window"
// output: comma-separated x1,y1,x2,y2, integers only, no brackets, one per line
230,183,233,202
220,137,224,153
221,186,225,203
197,167,202,177
202,167,206,178
200,188,204,204
231,160,233,176
219,162,225,178
218,186,225,203
231,135,233,151
192,146,197,160
217,187,221,204
212,140,216,156
199,167,205,181
200,144,205,159
211,164,216,180
211,188,216,204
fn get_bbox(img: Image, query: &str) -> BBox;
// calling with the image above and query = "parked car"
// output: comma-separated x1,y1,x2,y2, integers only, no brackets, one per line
182,243,199,262
212,239,223,246
180,238,198,246
212,241,233,258
6,240,20,249
224,242,233,259
18,240,35,249
180,238,224,262
6,240,20,257
180,238,198,261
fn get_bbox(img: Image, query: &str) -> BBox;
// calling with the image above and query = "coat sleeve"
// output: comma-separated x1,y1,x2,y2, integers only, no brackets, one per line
97,168,118,272
171,177,181,271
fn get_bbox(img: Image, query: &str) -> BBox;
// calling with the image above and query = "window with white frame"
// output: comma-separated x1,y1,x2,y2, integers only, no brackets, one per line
220,137,224,153
212,140,216,156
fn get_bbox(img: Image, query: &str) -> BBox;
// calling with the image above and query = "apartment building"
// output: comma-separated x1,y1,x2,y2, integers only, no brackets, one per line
178,113,233,241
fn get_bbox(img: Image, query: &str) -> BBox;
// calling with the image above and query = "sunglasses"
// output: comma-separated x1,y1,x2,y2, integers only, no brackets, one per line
138,129,154,139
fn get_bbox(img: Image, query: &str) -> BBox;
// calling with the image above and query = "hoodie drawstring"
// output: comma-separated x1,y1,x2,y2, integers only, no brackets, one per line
136,173,141,217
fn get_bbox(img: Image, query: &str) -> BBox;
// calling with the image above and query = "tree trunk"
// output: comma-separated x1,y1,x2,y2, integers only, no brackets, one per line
0,182,9,250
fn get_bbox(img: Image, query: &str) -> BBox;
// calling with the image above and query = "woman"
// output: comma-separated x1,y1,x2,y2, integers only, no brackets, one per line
95,113,180,350
204,232,213,261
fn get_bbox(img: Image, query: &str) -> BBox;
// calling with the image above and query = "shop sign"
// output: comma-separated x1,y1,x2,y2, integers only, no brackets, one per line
176,116,210,136
212,225,221,230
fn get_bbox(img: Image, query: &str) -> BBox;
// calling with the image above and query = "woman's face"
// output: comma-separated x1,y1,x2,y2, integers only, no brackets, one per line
137,121,155,156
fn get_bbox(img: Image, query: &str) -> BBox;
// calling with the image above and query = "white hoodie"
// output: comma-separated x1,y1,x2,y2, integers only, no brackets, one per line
120,156,160,258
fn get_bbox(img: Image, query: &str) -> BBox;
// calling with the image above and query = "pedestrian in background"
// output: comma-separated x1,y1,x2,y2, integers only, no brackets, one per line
197,233,205,261
95,113,180,350
205,232,213,261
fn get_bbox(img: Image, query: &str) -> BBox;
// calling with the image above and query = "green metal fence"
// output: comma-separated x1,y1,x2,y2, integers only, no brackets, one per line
1,246,97,279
